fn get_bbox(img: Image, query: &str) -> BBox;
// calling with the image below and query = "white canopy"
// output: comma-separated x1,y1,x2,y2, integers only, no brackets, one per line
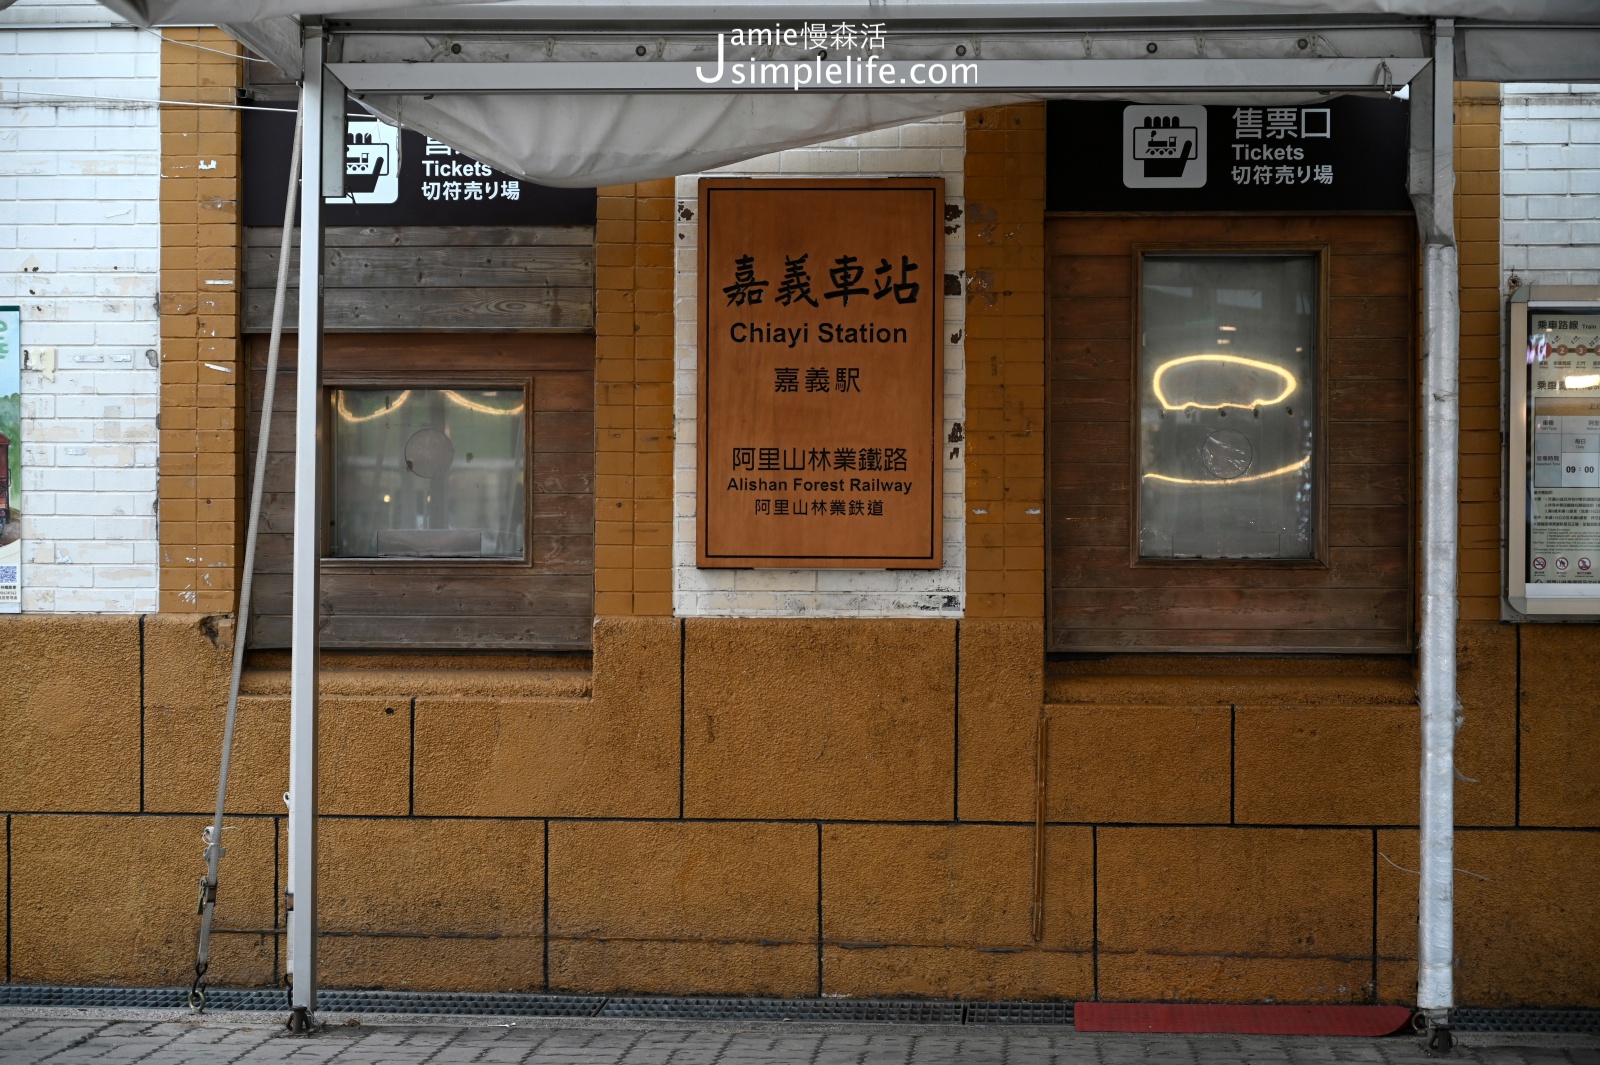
82,0,1600,30
49,0,1600,186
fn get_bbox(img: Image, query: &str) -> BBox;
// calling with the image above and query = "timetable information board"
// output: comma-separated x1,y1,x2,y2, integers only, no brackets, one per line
1527,312,1600,584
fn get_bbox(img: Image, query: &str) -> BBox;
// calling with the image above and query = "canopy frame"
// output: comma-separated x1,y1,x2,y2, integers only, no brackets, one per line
273,12,1465,1037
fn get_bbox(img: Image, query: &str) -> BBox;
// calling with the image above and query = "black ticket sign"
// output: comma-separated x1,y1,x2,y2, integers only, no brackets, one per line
1047,96,1411,212
242,103,595,227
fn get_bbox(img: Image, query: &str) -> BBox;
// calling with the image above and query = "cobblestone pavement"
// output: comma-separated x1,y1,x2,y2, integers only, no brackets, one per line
1,1014,1598,1065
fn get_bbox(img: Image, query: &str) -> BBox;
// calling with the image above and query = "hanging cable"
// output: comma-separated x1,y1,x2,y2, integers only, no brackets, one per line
2,88,300,113
140,28,275,62
190,98,303,1014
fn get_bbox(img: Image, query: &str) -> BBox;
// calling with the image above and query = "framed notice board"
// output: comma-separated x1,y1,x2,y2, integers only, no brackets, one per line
1508,286,1600,617
697,178,943,569
0,305,18,611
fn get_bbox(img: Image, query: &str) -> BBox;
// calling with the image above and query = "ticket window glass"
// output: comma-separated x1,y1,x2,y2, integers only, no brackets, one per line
1508,290,1600,615
245,334,594,650
1138,255,1318,561
1047,216,1412,655
330,386,528,560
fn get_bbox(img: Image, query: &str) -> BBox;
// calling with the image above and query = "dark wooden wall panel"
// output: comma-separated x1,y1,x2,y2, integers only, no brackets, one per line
1047,215,1415,654
245,333,594,650
243,226,594,333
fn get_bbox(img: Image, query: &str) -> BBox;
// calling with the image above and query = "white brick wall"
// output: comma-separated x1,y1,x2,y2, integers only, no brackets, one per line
1503,84,1600,286
673,115,967,617
0,0,160,611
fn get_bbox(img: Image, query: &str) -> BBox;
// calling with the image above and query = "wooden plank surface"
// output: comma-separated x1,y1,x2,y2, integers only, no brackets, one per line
244,285,593,333
1046,213,1416,654
1051,546,1408,589
254,332,594,373
248,225,593,249
252,573,594,617
242,224,595,333
245,242,594,288
244,333,595,650
250,613,593,650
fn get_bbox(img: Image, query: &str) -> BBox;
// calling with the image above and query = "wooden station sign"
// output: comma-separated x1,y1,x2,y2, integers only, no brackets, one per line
697,178,944,569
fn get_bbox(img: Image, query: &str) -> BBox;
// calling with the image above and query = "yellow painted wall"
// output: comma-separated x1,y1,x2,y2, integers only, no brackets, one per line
1,612,1597,1003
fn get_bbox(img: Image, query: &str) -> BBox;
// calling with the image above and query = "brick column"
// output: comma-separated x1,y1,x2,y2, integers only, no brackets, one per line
594,179,676,617
963,105,1047,621
1454,81,1503,622
157,29,244,613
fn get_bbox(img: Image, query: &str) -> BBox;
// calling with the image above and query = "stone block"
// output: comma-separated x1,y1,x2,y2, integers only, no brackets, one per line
956,619,1041,822
311,818,545,991
591,615,679,717
318,938,545,994
1097,827,1373,1003
0,615,142,812
1456,621,1518,826
1048,706,1230,824
1377,828,1600,1007
1519,624,1600,826
1096,953,1374,1005
413,696,676,818
10,814,275,986
1234,705,1417,825
142,612,233,715
548,820,817,995
684,618,955,820
412,618,679,819
145,696,410,816
821,824,1092,999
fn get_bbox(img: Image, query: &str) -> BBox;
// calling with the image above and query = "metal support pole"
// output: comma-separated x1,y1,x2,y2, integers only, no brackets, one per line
1415,18,1459,1046
286,21,327,1032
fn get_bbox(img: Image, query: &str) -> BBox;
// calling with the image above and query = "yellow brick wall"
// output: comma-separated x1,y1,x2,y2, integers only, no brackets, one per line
594,180,676,617
158,30,245,614
963,106,1048,620
1455,82,1503,620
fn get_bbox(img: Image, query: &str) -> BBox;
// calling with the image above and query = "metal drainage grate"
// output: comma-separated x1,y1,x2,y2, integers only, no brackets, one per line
1452,1009,1600,1034
33,988,1600,1034
188,989,288,1011
0,986,604,1017
965,1001,1075,1026
314,991,605,1017
600,997,966,1024
0,987,194,1010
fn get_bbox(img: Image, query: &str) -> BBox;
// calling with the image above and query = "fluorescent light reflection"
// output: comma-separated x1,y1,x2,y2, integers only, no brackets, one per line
1151,354,1298,411
335,388,524,422
440,390,525,416
1143,455,1311,487
1566,374,1600,390
337,390,412,423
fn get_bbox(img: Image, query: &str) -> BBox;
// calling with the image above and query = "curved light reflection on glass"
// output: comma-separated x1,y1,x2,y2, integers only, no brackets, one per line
439,390,525,416
1142,455,1310,487
335,389,523,423
337,389,412,423
1151,353,1298,411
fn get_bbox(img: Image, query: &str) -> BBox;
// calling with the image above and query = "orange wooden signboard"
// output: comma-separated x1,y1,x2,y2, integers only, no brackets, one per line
697,178,944,568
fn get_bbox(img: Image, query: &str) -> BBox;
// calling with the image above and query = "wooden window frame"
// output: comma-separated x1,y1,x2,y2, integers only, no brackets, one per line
244,331,595,650
322,371,537,574
1128,241,1333,571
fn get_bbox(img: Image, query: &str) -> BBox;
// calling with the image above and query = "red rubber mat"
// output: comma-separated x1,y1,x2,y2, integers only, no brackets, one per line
1074,1002,1415,1037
